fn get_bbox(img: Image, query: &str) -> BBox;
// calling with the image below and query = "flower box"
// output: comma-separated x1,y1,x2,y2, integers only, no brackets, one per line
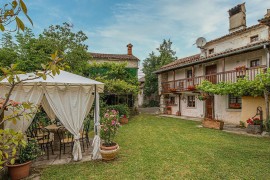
235,65,246,71
169,88,177,92
202,118,224,130
187,85,196,91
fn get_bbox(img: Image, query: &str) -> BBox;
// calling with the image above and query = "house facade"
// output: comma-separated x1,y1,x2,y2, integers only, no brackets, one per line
155,4,270,125
90,44,140,107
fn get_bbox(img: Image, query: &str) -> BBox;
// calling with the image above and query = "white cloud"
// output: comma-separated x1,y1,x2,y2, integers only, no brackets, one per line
86,0,270,63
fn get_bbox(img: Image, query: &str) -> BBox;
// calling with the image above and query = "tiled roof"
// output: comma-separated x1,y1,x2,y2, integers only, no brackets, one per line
90,52,139,61
155,40,270,73
206,24,264,45
161,54,200,69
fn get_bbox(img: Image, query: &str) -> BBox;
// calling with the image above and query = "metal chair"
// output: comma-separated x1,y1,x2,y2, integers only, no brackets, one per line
57,127,74,159
34,128,54,160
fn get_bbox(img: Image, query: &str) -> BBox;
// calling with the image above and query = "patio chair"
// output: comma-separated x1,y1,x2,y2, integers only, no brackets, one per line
80,120,91,152
57,127,74,159
34,128,54,160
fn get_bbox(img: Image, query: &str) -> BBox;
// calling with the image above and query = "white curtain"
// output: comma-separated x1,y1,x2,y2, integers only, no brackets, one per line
44,85,95,161
92,89,102,160
2,85,43,132
41,96,56,121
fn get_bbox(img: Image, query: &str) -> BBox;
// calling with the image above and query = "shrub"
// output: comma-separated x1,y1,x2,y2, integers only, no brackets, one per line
106,104,130,117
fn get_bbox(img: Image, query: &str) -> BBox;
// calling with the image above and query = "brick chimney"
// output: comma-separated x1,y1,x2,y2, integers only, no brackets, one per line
127,43,133,55
228,3,246,33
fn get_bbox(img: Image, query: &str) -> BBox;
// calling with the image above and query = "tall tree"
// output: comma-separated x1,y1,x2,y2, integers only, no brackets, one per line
41,22,90,74
143,39,177,97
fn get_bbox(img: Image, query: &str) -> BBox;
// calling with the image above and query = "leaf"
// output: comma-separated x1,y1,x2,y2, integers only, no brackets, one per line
15,17,25,31
12,119,17,125
25,13,33,26
12,0,18,8
10,158,15,165
0,24,5,31
20,0,27,14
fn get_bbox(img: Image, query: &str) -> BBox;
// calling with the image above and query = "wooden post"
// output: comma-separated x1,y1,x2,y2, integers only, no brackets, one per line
192,66,195,85
222,58,225,81
173,70,176,88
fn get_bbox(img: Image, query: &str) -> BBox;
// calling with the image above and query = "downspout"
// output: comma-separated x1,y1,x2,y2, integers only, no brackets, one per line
264,45,270,130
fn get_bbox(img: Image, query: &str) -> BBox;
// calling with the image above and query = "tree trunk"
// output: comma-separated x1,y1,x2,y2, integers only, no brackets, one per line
264,89,269,130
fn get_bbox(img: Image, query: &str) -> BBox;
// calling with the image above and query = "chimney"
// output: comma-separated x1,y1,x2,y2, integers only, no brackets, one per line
258,9,270,27
228,3,246,33
127,43,133,55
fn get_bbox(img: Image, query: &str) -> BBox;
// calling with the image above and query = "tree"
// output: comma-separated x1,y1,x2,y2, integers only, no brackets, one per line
143,39,177,99
41,23,90,74
0,0,32,32
0,1,64,169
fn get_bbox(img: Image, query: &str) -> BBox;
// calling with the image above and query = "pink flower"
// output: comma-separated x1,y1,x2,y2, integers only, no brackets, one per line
104,113,109,118
111,120,116,125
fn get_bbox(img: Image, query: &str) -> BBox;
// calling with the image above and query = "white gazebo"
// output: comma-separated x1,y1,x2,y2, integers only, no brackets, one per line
0,70,104,161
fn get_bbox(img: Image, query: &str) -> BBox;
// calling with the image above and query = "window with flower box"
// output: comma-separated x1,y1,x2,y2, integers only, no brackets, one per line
250,59,260,68
228,94,242,109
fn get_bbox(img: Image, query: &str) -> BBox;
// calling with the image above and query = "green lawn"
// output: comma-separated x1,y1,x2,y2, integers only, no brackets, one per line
40,114,270,179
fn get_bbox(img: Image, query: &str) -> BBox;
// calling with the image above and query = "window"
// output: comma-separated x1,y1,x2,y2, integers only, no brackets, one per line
250,35,259,43
228,95,242,109
187,95,195,107
209,48,214,55
250,59,260,67
169,97,175,105
186,69,193,78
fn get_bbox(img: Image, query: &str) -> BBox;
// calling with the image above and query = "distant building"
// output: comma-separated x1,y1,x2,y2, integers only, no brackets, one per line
155,3,270,125
90,44,140,107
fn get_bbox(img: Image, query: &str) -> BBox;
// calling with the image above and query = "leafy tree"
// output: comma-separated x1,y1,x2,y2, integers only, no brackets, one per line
41,22,90,74
143,39,177,97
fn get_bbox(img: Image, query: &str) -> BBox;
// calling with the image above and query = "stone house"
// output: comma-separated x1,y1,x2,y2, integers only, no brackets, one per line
89,44,140,107
155,3,270,125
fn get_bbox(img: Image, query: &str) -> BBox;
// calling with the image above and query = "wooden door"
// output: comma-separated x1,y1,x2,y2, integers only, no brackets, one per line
205,65,217,84
205,96,214,119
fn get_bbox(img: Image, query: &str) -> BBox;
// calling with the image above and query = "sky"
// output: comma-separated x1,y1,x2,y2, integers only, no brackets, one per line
12,0,270,77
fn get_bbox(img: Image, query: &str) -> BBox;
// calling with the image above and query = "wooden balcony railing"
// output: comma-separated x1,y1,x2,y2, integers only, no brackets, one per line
161,66,267,93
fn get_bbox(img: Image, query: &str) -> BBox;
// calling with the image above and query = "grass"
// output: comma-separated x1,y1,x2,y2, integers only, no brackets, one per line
40,114,270,179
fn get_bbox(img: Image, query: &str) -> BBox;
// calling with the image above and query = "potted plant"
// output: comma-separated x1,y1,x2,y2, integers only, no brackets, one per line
106,105,130,125
120,114,128,125
246,117,263,134
6,139,43,180
99,109,121,161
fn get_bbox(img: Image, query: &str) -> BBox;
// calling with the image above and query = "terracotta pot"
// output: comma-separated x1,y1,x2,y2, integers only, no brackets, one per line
6,161,32,180
120,117,128,124
100,143,119,161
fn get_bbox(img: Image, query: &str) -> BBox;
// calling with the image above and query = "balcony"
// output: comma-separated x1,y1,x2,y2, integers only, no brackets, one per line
161,66,267,93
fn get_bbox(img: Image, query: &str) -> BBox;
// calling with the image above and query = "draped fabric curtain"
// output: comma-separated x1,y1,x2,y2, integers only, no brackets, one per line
44,85,95,161
41,96,56,121
92,90,102,160
3,85,44,132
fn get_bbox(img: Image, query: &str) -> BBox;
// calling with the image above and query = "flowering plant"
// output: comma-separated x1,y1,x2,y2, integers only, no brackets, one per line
100,109,121,146
246,117,262,125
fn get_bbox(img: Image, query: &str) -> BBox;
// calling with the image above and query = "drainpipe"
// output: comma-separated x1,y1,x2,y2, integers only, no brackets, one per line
264,45,269,68
264,44,270,130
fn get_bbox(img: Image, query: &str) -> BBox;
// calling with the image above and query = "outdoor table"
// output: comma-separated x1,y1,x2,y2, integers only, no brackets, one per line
45,124,63,150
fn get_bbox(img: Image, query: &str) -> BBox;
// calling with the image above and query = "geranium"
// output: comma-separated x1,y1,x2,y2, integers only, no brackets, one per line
246,117,262,125
100,109,120,146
